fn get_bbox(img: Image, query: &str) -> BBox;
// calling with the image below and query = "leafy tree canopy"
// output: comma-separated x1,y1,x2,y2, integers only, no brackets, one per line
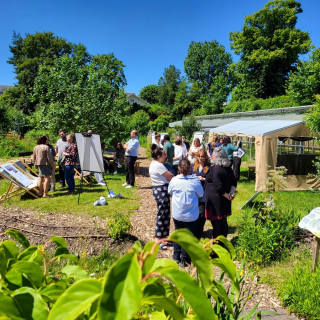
287,48,320,105
129,110,150,136
230,0,312,100
304,95,320,136
139,84,159,105
33,46,129,144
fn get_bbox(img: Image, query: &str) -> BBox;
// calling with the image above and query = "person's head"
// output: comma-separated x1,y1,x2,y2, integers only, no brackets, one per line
45,136,50,145
223,136,231,146
155,133,161,143
116,142,123,150
202,135,206,142
178,158,191,176
59,130,67,139
193,138,200,148
101,142,106,151
194,149,210,173
66,134,74,144
219,138,223,145
87,130,93,134
163,134,170,142
211,146,231,167
212,135,218,144
131,130,138,138
150,144,166,163
37,135,47,145
175,137,182,146
181,135,186,142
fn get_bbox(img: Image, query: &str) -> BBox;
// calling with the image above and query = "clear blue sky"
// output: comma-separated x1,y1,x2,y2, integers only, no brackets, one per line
1,0,319,94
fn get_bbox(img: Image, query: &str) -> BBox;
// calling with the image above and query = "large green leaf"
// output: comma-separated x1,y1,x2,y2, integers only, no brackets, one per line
146,311,167,320
0,293,22,320
98,253,142,320
11,261,44,288
216,236,236,260
143,283,166,298
143,296,185,320
50,236,67,248
209,279,232,313
54,246,69,257
150,258,179,272
158,267,218,320
168,229,213,292
13,287,48,320
17,246,43,266
48,279,102,320
61,265,88,280
5,229,29,249
54,254,78,263
141,241,159,276
1,240,19,259
39,283,66,302
0,246,7,276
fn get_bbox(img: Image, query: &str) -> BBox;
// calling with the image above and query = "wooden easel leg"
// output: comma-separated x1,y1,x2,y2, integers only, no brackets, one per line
312,237,320,272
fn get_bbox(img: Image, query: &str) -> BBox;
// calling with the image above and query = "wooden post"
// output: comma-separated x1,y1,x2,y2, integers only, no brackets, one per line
249,137,252,161
312,237,320,272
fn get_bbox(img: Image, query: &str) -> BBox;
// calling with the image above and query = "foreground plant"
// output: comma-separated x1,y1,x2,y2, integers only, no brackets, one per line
0,229,259,319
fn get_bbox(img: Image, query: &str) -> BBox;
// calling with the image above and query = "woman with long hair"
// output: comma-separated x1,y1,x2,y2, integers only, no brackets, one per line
221,136,241,167
149,144,174,249
205,147,237,238
207,135,218,158
188,138,201,164
168,159,203,265
113,142,125,174
33,135,55,198
63,134,78,194
190,149,211,239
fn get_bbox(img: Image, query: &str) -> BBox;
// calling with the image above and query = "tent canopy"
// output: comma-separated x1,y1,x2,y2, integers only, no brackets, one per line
209,120,303,137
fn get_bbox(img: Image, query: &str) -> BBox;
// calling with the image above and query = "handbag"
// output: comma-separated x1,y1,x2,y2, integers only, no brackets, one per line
233,147,246,159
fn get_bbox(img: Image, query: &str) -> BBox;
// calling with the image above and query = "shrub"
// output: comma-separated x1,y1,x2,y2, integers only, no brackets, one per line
129,110,150,136
23,129,57,150
173,115,201,141
149,115,171,132
279,259,320,320
235,208,298,266
0,134,27,158
106,212,132,240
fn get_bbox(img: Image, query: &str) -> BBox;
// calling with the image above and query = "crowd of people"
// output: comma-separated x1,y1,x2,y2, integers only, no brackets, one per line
32,129,135,196
149,133,241,266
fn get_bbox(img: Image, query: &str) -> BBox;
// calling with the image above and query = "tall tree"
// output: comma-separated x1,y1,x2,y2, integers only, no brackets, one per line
287,48,320,105
139,84,159,105
158,65,181,108
7,31,73,113
230,0,312,100
184,40,234,114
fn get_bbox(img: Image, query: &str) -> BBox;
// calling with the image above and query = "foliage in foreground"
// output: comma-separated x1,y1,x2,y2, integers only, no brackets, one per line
0,229,260,320
106,212,132,240
278,259,320,320
235,208,299,266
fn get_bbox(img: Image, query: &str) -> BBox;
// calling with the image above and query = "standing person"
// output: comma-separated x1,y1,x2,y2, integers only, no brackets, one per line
149,144,174,249
55,130,69,188
181,135,190,152
217,138,223,147
154,133,162,148
33,135,55,198
205,147,237,238
168,159,204,265
172,137,184,176
93,142,107,186
188,138,201,164
123,130,140,189
221,136,241,167
233,141,242,181
113,142,125,175
163,135,174,174
46,136,56,192
190,149,211,239
63,134,78,194
207,135,218,158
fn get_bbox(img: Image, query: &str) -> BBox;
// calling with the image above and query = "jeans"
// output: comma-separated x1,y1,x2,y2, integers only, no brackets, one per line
165,163,175,175
173,218,197,263
65,165,75,191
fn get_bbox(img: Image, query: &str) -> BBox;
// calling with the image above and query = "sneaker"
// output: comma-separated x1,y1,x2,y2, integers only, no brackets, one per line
118,164,122,168
122,183,128,186
98,181,106,186
50,188,55,192
114,170,117,174
57,184,65,189
106,170,109,174
125,185,133,189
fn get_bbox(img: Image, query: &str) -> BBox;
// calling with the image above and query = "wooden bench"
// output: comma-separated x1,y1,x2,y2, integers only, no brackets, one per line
248,165,256,179
135,161,141,173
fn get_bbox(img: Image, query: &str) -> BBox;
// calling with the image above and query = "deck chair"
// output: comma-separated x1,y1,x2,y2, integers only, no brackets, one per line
17,158,39,177
13,160,39,181
0,168,39,203
74,167,91,184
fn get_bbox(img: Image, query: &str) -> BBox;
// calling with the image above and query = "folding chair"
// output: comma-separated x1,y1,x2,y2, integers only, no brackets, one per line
0,168,39,203
13,160,39,181
74,167,91,184
17,158,39,177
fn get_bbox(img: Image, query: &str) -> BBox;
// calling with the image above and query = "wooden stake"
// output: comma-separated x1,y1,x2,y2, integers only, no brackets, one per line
312,237,320,272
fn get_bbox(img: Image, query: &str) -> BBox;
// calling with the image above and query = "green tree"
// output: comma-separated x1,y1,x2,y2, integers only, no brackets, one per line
304,95,320,136
150,115,171,132
158,65,181,107
230,0,312,100
139,84,159,104
287,48,320,105
33,48,130,144
129,110,150,135
7,31,74,114
174,115,201,141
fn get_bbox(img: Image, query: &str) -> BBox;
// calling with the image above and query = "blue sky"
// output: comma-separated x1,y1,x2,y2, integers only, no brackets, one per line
0,0,319,94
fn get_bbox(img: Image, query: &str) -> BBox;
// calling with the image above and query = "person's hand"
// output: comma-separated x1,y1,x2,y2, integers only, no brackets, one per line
229,193,235,201
237,141,241,146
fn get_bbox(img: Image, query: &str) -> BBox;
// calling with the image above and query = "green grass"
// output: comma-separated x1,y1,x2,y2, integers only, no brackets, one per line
0,169,140,219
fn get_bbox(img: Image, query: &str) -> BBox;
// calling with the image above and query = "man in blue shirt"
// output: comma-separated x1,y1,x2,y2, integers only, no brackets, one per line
122,130,140,188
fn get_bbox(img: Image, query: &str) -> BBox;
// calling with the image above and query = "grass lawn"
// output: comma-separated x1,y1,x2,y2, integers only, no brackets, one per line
0,169,140,219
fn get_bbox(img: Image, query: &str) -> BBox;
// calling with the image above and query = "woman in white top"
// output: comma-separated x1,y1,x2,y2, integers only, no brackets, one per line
149,144,174,249
172,137,185,176
188,138,201,164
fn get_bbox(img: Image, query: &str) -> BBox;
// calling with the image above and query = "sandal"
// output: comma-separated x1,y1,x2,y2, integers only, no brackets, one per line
42,194,52,198
38,194,43,197
159,243,168,250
